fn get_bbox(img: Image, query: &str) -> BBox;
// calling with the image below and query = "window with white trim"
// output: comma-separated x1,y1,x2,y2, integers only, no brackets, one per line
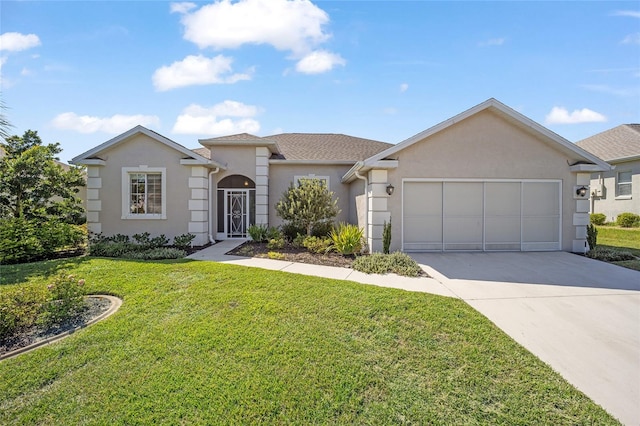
294,175,330,188
617,171,632,198
122,167,167,219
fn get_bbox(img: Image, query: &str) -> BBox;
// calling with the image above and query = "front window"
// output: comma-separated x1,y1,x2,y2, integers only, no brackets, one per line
122,167,166,219
129,173,162,214
617,171,632,198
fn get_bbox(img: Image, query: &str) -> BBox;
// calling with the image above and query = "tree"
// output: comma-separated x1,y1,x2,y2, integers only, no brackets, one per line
0,97,13,141
0,130,85,223
275,178,340,236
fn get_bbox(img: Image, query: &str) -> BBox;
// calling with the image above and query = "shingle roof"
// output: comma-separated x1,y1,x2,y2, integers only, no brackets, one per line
191,147,210,159
576,124,640,162
268,133,392,161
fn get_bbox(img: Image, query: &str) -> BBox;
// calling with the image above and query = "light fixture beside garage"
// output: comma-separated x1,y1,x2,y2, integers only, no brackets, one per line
386,184,395,196
575,185,589,198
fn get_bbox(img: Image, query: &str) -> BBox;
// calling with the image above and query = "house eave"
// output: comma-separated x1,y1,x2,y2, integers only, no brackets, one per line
180,158,227,169
342,160,399,183
199,138,281,155
71,158,106,166
569,163,611,173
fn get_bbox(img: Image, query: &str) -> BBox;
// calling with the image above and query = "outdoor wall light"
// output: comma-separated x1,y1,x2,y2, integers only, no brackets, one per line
386,184,395,196
576,186,588,197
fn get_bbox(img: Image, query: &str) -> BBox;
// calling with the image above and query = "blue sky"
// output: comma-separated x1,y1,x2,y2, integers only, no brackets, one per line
1,0,639,163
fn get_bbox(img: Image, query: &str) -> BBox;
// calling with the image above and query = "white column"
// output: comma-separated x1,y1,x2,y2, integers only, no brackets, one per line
367,169,391,253
255,147,269,225
572,172,591,253
188,166,209,246
85,166,102,234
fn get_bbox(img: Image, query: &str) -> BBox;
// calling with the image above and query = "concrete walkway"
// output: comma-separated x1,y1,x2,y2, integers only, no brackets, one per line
189,242,640,425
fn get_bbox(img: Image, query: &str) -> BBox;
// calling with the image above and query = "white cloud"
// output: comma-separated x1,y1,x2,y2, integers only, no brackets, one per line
544,106,607,124
0,32,41,52
172,101,261,135
51,112,160,134
611,10,640,18
295,50,345,74
400,83,409,93
622,32,640,44
152,54,252,91
478,37,505,47
20,67,33,76
177,0,330,55
170,2,196,14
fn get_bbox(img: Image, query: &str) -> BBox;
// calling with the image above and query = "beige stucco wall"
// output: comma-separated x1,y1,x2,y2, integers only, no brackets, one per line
268,164,352,229
95,134,194,242
590,159,640,221
384,109,581,252
210,146,257,182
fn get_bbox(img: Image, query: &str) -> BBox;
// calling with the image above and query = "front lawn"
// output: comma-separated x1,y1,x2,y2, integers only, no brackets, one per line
0,258,618,424
596,226,640,271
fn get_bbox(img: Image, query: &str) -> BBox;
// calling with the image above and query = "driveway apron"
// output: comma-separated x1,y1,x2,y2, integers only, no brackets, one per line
411,252,640,426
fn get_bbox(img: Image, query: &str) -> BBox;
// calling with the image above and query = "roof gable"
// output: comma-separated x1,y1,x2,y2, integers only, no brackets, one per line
576,124,640,162
71,125,222,167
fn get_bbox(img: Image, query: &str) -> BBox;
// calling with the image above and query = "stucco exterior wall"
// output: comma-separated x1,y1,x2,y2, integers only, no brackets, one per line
590,159,640,221
210,146,257,182
268,163,352,228
95,134,194,242
384,109,581,252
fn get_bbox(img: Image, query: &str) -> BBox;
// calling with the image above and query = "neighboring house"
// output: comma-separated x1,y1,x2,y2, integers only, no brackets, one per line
71,98,610,253
576,124,640,221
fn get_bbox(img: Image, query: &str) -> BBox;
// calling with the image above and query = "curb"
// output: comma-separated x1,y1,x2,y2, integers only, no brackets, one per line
0,295,123,361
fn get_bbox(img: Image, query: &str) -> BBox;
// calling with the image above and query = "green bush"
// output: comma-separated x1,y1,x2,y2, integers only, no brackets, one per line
0,285,48,341
267,237,285,250
617,212,640,228
586,247,635,262
382,220,391,254
0,218,86,264
248,224,269,242
330,223,364,255
590,213,607,226
586,224,598,251
302,235,332,254
352,252,423,277
281,223,306,242
173,233,196,249
42,271,87,326
132,232,169,249
292,233,306,248
123,248,186,260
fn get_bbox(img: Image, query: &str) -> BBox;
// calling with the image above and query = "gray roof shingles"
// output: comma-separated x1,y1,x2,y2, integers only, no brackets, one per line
576,124,640,162
194,133,392,162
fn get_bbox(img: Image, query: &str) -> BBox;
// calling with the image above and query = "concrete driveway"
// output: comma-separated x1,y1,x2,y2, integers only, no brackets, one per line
410,252,640,426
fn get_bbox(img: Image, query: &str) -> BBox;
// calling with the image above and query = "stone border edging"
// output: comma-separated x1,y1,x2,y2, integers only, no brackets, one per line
0,295,123,361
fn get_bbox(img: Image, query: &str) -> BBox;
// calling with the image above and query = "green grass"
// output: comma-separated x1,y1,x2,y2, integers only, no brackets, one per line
596,226,640,270
0,258,618,425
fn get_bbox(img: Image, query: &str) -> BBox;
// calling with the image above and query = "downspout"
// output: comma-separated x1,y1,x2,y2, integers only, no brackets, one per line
354,170,368,241
208,168,220,244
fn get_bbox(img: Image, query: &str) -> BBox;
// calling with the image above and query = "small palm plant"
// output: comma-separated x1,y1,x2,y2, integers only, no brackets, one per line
330,223,364,255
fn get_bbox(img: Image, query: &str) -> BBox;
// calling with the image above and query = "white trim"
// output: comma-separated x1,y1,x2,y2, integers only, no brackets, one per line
401,178,562,252
121,167,167,220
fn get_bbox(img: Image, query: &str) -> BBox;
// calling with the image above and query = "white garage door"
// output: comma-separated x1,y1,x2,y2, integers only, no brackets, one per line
402,180,561,252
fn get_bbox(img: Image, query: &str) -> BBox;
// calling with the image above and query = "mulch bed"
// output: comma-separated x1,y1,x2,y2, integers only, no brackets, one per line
227,241,356,268
0,296,112,356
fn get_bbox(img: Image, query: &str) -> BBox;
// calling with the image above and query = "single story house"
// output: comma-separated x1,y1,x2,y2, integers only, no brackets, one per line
576,124,640,222
71,98,610,253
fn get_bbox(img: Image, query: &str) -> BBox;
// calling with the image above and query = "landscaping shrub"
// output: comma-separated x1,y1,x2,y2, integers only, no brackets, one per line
41,272,87,326
173,233,196,250
330,223,364,255
123,248,186,260
590,213,606,226
267,237,285,250
352,252,423,277
383,220,392,254
276,179,340,236
586,247,636,262
586,224,598,251
248,224,269,242
302,235,332,254
281,223,306,242
0,285,48,341
292,233,306,248
617,212,640,228
267,251,285,260
311,221,334,238
132,232,169,249
0,218,86,264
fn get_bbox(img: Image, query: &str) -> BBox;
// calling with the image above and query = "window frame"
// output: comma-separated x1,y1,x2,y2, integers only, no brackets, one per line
121,167,167,219
616,170,632,199
294,174,330,188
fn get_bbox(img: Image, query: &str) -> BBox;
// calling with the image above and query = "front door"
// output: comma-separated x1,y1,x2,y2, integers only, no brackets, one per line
225,189,250,238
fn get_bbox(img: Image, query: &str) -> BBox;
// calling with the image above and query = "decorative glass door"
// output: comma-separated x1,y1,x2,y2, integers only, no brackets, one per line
225,190,249,238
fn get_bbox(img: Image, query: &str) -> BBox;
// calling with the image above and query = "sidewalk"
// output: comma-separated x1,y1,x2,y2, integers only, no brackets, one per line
187,240,456,298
